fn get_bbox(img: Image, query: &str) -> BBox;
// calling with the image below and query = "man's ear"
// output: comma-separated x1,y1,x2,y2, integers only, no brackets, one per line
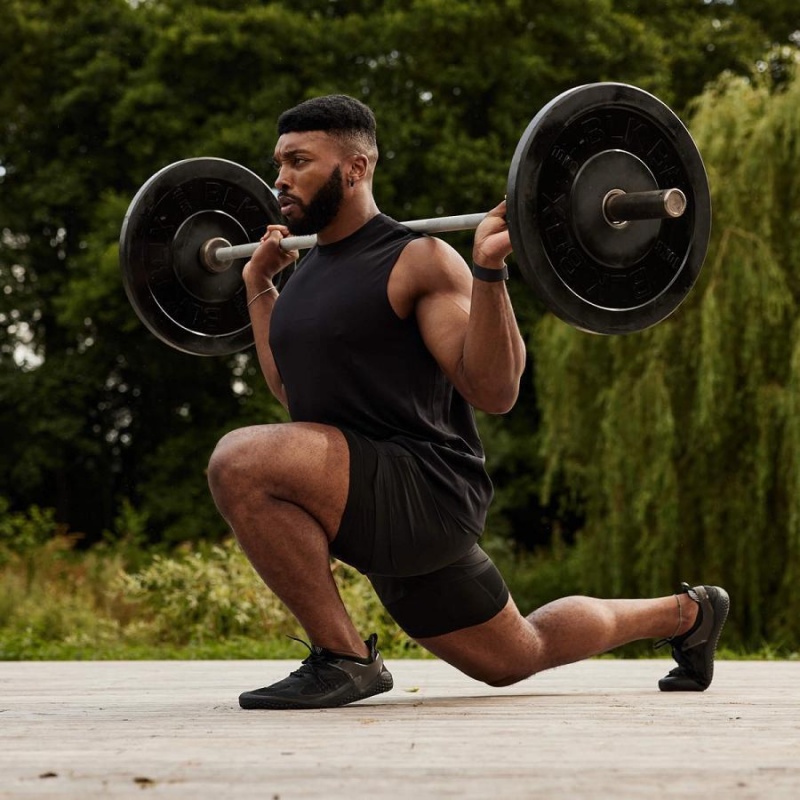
348,153,370,184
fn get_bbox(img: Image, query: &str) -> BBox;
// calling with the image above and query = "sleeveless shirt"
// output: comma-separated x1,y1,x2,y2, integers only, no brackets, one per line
269,214,493,533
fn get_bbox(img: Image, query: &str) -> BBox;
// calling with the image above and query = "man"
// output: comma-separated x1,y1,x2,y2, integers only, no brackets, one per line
207,94,729,710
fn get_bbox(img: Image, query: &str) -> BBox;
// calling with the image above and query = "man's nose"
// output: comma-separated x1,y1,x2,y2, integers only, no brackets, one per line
274,167,289,192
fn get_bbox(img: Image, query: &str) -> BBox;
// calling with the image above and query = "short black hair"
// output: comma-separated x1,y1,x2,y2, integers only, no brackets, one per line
277,95,378,155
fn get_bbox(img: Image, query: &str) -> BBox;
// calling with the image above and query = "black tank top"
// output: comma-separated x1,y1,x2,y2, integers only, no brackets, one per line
269,214,493,532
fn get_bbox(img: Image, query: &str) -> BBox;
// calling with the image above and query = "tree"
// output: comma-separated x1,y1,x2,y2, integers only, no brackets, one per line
1,0,797,559
0,0,287,540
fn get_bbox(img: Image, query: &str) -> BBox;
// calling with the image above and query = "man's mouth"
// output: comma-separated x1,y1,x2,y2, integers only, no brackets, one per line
278,195,300,215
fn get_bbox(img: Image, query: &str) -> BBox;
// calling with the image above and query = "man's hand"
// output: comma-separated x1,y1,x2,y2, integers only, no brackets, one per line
472,200,512,269
243,224,299,288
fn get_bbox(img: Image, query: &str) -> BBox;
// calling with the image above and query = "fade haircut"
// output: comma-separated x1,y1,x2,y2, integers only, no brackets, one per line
277,95,378,160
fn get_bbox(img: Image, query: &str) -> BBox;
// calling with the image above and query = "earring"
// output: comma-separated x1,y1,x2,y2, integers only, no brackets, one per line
349,178,355,188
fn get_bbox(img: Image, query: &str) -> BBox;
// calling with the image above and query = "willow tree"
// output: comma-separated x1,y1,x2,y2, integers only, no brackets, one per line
532,53,800,650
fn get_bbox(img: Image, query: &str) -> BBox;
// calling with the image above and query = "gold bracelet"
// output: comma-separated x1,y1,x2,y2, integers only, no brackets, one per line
247,285,277,308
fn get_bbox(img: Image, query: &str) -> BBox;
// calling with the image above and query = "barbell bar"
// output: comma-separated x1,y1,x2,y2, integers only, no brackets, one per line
199,188,687,272
119,82,711,356
201,212,490,271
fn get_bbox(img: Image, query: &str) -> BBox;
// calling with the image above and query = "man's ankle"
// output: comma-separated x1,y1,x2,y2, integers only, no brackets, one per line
676,592,699,637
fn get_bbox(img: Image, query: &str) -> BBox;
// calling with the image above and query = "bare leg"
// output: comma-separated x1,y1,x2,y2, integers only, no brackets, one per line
208,421,699,682
416,592,698,686
207,422,368,659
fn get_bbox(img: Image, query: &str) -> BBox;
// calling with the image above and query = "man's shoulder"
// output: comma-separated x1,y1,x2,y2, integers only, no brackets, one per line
396,233,471,288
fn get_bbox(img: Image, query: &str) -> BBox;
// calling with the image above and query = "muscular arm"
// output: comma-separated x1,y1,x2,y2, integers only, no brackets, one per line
393,202,527,414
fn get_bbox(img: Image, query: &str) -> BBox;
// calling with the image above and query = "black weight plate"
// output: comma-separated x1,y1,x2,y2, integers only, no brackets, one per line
507,83,712,334
120,157,283,356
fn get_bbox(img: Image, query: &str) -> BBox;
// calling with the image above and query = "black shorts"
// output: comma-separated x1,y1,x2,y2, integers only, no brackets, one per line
330,429,510,638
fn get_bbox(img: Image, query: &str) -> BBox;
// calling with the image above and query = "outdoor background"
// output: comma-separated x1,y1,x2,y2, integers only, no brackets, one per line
1,0,799,660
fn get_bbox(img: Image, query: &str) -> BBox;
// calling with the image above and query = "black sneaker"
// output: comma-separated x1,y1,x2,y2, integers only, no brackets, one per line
239,633,393,710
656,582,730,692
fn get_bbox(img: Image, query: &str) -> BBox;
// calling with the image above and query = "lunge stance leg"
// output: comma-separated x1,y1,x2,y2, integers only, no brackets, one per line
207,421,393,710
208,421,364,657
418,586,728,691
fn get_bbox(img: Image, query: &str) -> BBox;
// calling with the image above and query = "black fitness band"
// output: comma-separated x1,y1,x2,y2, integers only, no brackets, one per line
472,262,509,282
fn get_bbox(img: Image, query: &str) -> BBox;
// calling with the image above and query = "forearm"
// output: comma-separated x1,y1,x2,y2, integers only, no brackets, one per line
460,279,527,414
246,281,288,409
241,225,298,410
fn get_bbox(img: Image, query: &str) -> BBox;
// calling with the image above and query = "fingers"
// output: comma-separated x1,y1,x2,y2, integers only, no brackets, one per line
263,224,299,261
473,199,512,266
261,224,290,242
477,201,509,236
258,226,293,255
244,225,297,280
490,198,507,219
263,225,299,255
481,200,509,233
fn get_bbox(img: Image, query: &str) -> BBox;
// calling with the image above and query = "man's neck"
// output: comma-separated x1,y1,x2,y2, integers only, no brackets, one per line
316,196,381,246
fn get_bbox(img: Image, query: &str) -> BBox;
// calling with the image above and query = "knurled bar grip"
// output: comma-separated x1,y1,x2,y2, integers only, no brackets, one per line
205,189,686,267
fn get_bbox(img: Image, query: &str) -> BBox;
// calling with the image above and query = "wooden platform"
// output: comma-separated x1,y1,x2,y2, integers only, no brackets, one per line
1,658,798,798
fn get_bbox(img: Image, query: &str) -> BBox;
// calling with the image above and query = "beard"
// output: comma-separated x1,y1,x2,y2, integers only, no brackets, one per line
282,165,345,236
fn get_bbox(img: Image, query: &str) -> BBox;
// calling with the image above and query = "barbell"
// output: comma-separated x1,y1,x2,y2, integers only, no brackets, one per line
119,82,711,356
200,188,687,269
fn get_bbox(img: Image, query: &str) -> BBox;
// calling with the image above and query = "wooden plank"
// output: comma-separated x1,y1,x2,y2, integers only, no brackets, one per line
1,659,798,798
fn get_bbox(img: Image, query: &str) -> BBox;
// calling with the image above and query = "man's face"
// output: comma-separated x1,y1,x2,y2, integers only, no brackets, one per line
273,132,346,236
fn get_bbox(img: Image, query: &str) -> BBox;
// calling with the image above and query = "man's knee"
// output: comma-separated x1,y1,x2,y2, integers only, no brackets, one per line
208,422,349,535
416,604,542,688
483,668,535,688
207,428,254,509
436,656,533,688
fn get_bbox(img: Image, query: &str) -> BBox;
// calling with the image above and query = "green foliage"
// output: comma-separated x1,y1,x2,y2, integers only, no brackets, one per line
2,0,800,654
0,511,129,660
116,540,294,644
534,57,800,650
115,541,421,653
2,501,796,659
0,497,63,556
0,502,424,658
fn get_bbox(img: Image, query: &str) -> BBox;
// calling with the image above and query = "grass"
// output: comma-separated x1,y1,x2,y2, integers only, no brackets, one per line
1,503,797,662
0,520,430,661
